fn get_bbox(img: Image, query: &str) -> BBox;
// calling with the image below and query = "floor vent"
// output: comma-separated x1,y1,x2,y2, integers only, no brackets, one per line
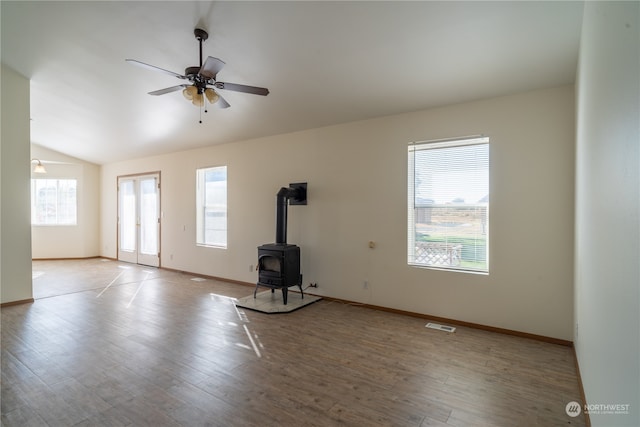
425,322,456,333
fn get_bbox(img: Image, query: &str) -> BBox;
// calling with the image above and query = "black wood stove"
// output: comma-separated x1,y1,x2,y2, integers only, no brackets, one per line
255,183,307,305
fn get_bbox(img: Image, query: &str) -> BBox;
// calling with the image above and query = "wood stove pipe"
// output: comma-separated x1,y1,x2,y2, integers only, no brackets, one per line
275,184,307,244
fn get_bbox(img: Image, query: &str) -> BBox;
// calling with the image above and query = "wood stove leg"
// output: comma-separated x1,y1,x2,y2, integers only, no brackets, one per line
282,288,288,305
298,284,304,299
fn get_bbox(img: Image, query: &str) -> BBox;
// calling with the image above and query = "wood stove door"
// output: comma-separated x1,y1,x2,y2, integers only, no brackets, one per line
258,254,281,273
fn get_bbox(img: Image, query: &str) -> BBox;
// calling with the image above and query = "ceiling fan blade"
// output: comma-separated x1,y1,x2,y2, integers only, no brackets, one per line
126,59,187,80
148,85,188,96
199,56,226,80
214,81,269,96
213,93,231,109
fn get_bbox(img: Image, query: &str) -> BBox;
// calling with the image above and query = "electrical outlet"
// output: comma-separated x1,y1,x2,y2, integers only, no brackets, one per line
363,280,369,290
249,265,254,272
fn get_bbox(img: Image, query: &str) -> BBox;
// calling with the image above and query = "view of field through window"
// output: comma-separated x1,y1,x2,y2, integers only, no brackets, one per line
408,137,489,272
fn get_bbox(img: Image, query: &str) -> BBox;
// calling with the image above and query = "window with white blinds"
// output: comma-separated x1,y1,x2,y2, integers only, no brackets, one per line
31,179,77,225
408,136,489,273
196,166,227,248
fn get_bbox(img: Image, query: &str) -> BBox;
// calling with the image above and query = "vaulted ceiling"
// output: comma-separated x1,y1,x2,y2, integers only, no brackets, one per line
1,1,584,164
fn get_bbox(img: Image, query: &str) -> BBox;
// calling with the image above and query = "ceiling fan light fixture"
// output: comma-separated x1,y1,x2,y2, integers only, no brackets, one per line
192,92,204,107
182,85,197,101
205,88,219,104
31,159,47,174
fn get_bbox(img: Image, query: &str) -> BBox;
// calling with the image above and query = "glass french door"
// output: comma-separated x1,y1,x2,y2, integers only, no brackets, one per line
118,173,160,267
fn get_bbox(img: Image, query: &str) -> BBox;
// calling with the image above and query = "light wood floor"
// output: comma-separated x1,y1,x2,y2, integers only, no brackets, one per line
2,259,586,426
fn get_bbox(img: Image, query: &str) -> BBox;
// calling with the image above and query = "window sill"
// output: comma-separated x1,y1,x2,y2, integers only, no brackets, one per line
196,243,227,250
408,263,489,275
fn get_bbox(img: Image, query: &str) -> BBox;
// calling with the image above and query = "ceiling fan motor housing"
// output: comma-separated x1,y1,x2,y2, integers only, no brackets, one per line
194,28,208,42
185,66,201,77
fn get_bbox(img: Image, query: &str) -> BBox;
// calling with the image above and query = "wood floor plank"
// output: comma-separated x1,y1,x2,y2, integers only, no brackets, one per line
0,405,49,427
0,259,587,427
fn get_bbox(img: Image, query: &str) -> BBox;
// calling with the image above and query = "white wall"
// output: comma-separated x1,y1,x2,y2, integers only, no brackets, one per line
1,64,33,304
102,85,576,340
575,2,640,426
30,144,100,259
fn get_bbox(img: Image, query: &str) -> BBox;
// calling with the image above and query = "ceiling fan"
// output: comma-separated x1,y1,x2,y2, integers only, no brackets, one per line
126,28,269,115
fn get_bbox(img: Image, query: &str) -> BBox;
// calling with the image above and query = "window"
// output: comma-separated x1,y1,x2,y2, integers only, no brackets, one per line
408,136,489,273
31,179,77,225
196,166,227,248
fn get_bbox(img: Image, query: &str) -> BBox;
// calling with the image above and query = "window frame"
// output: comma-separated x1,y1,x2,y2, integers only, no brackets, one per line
196,165,228,249
407,136,489,274
31,178,78,226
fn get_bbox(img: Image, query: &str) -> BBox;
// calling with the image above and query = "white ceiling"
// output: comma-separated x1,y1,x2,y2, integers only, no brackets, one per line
1,1,584,165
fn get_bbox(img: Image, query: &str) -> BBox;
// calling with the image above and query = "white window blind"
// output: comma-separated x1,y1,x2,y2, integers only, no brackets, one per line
196,166,227,248
408,136,489,272
31,179,77,225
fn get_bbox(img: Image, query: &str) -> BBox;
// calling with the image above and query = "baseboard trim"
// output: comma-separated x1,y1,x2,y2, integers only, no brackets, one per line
32,258,577,346
309,294,573,347
572,346,591,426
157,264,572,347
1,298,35,308
160,266,254,288
32,256,102,261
